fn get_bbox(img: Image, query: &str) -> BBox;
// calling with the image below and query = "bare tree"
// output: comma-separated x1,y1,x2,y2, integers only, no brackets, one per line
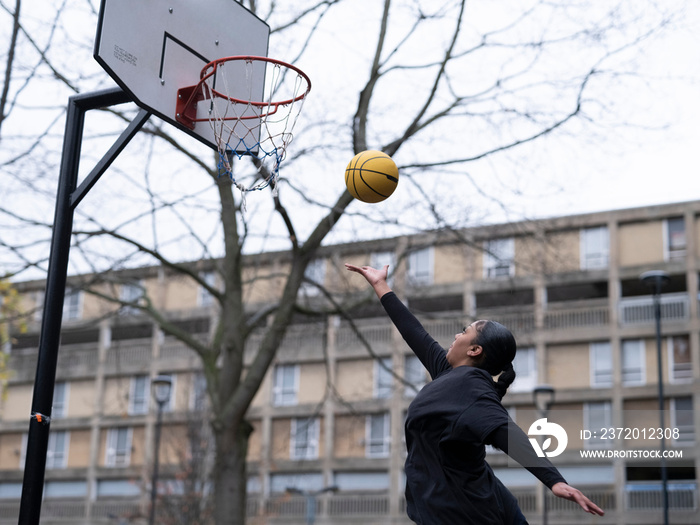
0,0,21,137
155,404,215,525
0,0,688,524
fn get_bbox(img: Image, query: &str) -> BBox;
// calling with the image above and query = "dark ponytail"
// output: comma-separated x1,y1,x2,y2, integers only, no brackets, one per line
494,363,516,400
471,320,517,399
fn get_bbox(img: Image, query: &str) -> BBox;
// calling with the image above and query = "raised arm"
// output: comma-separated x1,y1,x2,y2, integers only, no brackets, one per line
344,263,392,299
345,264,450,378
488,422,605,516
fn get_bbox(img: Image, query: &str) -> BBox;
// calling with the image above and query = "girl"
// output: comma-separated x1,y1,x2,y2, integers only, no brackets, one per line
345,263,604,524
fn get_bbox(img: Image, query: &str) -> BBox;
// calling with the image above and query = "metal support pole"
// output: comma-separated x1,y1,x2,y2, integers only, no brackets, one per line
305,495,315,525
641,270,670,525
533,385,554,525
653,289,669,525
149,402,165,525
18,88,146,525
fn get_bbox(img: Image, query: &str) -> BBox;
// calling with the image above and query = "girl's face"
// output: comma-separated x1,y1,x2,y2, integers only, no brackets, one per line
446,322,480,367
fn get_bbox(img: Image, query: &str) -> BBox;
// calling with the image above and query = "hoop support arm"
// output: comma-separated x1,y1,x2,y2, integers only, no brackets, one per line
176,85,204,130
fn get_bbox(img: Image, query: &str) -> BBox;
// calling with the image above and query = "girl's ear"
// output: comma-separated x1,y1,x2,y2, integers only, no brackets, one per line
468,345,484,357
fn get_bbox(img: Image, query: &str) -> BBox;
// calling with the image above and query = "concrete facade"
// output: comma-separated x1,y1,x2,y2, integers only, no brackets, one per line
1,200,699,524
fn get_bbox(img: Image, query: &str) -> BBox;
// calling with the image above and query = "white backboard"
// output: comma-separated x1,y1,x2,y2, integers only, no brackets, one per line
94,0,270,152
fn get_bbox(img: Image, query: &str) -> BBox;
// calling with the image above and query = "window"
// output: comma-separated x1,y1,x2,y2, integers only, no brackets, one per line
63,288,82,320
96,479,140,497
590,342,613,388
374,358,393,399
580,226,609,269
299,259,325,297
407,247,433,286
665,217,686,260
105,428,132,467
371,251,396,286
670,335,692,383
198,271,217,307
511,346,536,392
290,417,320,460
192,372,208,411
404,355,427,397
247,475,262,494
621,339,645,386
119,281,143,315
366,413,390,458
584,401,612,448
483,238,514,278
129,375,149,415
44,481,87,499
273,364,299,406
0,483,22,499
46,431,68,469
334,471,390,492
671,397,694,444
269,472,324,494
52,381,68,418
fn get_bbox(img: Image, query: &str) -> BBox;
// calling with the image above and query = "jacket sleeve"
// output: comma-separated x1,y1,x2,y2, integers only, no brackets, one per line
380,292,451,379
486,420,567,490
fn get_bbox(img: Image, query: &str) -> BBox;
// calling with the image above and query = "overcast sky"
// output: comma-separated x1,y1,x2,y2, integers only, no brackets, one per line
2,0,700,281
507,2,700,221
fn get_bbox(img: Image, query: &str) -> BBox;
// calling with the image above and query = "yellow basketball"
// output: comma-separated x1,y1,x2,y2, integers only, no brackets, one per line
345,150,399,203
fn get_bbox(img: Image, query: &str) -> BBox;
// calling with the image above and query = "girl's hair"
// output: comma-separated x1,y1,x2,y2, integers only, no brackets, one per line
471,320,517,400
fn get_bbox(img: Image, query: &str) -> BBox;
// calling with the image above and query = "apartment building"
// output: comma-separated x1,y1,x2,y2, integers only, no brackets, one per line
0,199,699,524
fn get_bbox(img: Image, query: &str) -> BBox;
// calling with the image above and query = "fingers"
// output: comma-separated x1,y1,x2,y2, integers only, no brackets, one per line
579,499,604,515
552,483,604,516
344,263,378,274
579,496,605,516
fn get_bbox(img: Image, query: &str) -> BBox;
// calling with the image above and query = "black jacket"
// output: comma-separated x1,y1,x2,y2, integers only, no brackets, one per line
380,292,565,524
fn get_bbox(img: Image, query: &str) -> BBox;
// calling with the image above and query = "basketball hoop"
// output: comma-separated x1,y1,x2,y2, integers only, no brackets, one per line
176,56,311,196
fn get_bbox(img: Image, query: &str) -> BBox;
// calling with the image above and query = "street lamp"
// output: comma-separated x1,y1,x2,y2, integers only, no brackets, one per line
149,375,172,525
533,385,555,525
533,385,555,417
640,270,670,525
285,485,339,525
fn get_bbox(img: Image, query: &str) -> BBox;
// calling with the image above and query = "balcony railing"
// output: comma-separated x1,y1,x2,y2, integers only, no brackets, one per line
544,302,609,330
0,500,141,522
335,321,394,355
474,308,536,335
546,488,616,512
619,293,689,326
0,503,19,520
1,484,697,523
328,494,389,516
336,323,393,347
259,494,391,518
626,482,698,511
106,339,152,368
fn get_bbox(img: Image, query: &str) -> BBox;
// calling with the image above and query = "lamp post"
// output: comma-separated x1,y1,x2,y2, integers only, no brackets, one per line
533,385,555,525
640,270,670,525
149,375,172,525
286,485,339,524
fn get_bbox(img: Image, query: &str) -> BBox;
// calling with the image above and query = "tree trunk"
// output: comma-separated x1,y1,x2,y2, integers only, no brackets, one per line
212,419,253,525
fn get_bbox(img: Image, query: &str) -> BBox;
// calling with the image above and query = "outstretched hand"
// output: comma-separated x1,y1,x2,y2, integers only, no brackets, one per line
551,482,604,516
345,263,392,299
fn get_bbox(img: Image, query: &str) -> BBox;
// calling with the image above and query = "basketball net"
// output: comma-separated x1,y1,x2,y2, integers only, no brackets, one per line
179,56,311,203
